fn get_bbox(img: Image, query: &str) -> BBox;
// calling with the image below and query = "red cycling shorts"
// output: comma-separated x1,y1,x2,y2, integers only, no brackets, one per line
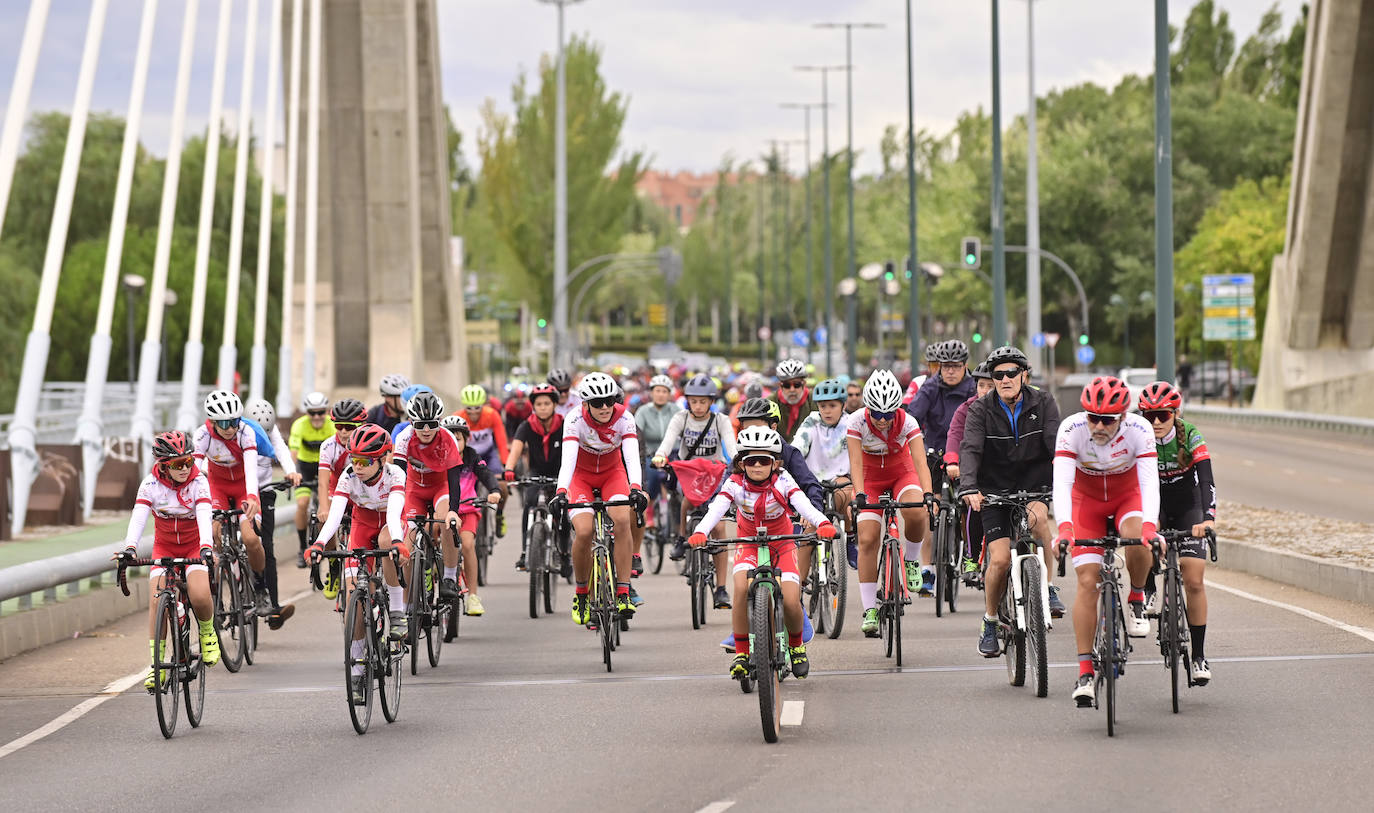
566,465,630,519
857,462,922,523
403,480,451,523
731,514,801,585
1070,471,1143,567
207,467,250,513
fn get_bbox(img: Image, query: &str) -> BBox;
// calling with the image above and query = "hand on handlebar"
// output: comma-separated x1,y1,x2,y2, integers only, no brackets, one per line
286,471,303,487
503,470,515,482
816,522,837,540
962,491,984,512
1053,523,1075,558
112,546,137,562
688,532,708,548
1191,519,1215,539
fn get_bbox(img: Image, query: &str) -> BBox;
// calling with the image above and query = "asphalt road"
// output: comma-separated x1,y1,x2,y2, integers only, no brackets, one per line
3,507,1374,811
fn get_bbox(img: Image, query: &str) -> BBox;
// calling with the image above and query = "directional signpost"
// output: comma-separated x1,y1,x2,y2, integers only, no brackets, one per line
1202,273,1255,405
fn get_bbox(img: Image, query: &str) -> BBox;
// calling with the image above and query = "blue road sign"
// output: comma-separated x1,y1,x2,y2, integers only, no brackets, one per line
1076,344,1096,365
813,326,828,345
1031,332,1046,348
792,329,810,347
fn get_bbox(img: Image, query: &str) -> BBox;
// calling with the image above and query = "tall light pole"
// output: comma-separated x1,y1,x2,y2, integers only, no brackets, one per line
794,65,848,377
815,21,884,379
780,101,829,360
1021,0,1042,369
1153,0,1176,383
904,0,922,365
537,0,587,372
989,0,1009,347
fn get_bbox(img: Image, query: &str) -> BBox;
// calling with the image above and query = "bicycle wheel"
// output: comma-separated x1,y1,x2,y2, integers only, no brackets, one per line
642,521,660,575
344,589,374,735
182,615,206,728
528,521,546,619
407,546,426,676
595,550,614,672
877,542,894,658
214,561,245,673
934,523,947,618
892,544,904,667
426,571,445,668
944,512,961,614
1098,586,1119,737
827,529,848,639
1165,565,1188,713
688,550,703,630
378,601,403,724
543,524,559,615
752,585,782,743
1023,561,1049,698
1003,575,1026,687
808,546,832,636
236,556,259,664
152,592,181,739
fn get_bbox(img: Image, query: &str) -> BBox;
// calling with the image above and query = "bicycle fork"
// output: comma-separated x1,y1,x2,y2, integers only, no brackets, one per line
1008,552,1053,632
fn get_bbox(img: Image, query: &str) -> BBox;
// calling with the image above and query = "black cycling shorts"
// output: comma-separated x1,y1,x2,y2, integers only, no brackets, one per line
1161,504,1207,560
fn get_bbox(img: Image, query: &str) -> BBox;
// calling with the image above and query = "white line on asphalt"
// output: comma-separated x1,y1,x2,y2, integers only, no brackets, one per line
780,700,805,726
1243,459,1256,466
694,802,735,813
1206,579,1374,644
0,669,144,761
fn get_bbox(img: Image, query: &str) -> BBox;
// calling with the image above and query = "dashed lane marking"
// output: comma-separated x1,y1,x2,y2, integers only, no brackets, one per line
0,669,144,761
694,802,736,813
780,700,805,726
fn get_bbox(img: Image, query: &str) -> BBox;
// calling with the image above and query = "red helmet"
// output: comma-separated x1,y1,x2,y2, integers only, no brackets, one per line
1138,381,1182,412
529,383,559,404
348,424,393,458
152,430,192,462
1080,376,1131,414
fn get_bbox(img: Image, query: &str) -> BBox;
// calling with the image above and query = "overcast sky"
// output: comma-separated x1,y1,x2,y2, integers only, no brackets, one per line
1,0,1303,177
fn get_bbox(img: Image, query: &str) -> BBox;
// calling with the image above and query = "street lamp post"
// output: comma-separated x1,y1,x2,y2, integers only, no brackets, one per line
1153,0,1177,383
989,0,1009,347
1020,0,1042,369
815,21,884,379
904,0,922,366
160,288,179,383
794,65,848,377
536,0,587,372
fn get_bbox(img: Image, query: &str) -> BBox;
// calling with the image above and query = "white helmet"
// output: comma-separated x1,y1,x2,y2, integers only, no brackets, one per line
441,414,468,434
776,359,806,381
379,374,410,396
302,391,329,411
204,389,244,421
245,399,276,432
578,372,619,401
736,425,783,456
862,369,903,413
649,374,674,391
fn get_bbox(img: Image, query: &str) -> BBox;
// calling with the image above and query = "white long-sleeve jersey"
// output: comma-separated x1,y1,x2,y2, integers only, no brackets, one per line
692,470,829,535
314,463,407,546
1052,412,1159,531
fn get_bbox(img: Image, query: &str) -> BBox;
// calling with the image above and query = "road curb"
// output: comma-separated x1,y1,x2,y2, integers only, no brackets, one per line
1215,538,1374,607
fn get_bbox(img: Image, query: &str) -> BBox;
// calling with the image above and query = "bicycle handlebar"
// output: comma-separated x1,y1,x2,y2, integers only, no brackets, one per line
1156,526,1219,562
819,477,853,492
515,476,558,486
114,555,208,597
979,490,1053,507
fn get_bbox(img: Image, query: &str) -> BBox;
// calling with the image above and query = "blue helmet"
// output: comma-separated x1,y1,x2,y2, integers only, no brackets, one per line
812,378,846,402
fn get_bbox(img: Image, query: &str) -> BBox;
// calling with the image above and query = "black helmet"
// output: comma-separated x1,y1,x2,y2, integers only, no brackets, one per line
971,360,993,380
985,345,1030,371
683,373,718,398
547,368,573,389
736,397,773,422
931,339,970,364
330,397,367,423
406,391,445,423
152,430,193,462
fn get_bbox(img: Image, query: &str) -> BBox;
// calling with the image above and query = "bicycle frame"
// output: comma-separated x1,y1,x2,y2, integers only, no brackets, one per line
983,492,1054,634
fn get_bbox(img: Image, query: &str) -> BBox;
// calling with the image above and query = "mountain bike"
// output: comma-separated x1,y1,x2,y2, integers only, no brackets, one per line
516,475,561,618
1156,527,1217,713
981,490,1054,698
854,494,930,667
561,491,644,672
116,554,208,739
810,478,851,639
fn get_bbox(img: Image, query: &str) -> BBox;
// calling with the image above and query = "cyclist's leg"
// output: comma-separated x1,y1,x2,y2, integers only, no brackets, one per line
569,511,594,583
981,523,1013,619
1069,498,1110,677
1028,500,1053,575
776,539,804,636
731,542,759,651
1117,514,1152,599
293,471,315,550
608,504,635,593
258,490,279,608
855,503,882,611
186,566,214,620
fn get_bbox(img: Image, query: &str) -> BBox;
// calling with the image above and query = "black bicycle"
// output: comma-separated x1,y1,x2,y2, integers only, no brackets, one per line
211,503,260,672
810,478,851,639
116,554,208,739
645,473,682,575
1156,527,1217,713
853,494,930,666
311,547,407,735
981,490,1054,698
405,511,449,674
517,475,562,618
684,502,731,629
474,485,498,586
560,491,643,671
931,486,964,618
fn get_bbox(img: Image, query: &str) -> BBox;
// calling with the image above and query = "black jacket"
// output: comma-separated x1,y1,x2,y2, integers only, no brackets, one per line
957,385,1060,496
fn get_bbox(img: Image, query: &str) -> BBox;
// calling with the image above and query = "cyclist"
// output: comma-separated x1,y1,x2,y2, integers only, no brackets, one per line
633,374,682,570
903,344,939,405
772,359,813,442
954,346,1063,657
315,398,367,601
844,379,863,414
1140,381,1217,684
432,413,500,615
366,373,411,434
117,430,220,690
549,372,647,626
846,370,935,637
504,384,567,574
502,385,534,442
194,390,267,607
548,368,580,417
689,426,837,680
906,338,976,595
652,373,737,609
943,361,994,583
1054,376,1161,707
305,425,409,705
393,391,462,601
243,399,302,628
458,384,511,537
389,384,435,441
289,391,333,567
791,377,855,566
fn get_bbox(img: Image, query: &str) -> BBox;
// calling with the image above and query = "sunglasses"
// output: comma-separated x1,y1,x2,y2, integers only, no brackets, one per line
1086,413,1120,425
991,369,1022,380
586,397,616,409
1144,410,1174,424
742,455,775,467
557,388,571,395
164,457,194,472
350,455,379,467
307,410,326,418
213,418,240,430
780,380,805,389
412,420,439,430
335,422,360,431
869,410,896,421
940,362,965,371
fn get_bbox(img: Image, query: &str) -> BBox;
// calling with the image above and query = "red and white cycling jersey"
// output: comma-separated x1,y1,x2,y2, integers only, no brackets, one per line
394,426,460,490
845,408,922,457
192,423,259,492
315,463,407,546
557,407,642,490
694,470,829,532
317,435,349,483
124,472,213,549
1052,412,1159,535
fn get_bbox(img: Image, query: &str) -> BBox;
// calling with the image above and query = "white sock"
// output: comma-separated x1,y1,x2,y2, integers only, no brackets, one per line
985,613,997,623
350,640,364,676
444,566,457,580
389,588,405,613
859,581,878,610
905,541,922,561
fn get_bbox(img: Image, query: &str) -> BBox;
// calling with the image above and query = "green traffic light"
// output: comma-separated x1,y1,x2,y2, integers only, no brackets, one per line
972,332,983,343
1078,334,1089,345
537,318,547,328
884,271,895,281
964,253,976,266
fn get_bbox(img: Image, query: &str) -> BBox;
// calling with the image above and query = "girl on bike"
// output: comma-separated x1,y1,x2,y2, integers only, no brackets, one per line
194,390,265,598
394,391,468,607
846,369,935,638
503,384,565,574
436,413,502,616
117,430,220,690
315,398,367,601
688,426,836,680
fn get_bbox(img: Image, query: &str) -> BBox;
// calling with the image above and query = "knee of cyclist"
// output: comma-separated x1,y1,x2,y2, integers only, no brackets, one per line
1182,569,1204,591
1075,569,1098,591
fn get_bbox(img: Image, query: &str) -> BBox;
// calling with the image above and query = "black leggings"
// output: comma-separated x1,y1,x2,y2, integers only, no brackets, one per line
258,495,279,608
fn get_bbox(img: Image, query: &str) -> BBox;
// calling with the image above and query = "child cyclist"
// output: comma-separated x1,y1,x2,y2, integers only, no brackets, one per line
243,399,302,628
503,383,565,573
305,425,409,705
846,369,936,637
688,426,836,679
791,378,854,562
430,413,501,616
393,391,466,608
194,390,266,602
458,384,511,537
116,431,220,690
315,397,367,601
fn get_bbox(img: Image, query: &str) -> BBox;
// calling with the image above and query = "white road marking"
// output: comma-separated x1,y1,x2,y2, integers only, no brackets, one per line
780,700,805,726
0,669,144,761
695,802,736,813
1281,467,1297,476
1206,579,1374,644
1242,459,1257,467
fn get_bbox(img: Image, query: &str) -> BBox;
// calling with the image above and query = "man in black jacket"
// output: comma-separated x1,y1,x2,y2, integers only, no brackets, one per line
957,346,1063,657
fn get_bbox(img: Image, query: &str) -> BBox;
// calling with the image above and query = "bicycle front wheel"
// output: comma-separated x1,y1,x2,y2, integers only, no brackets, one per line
152,592,181,739
934,521,948,618
1023,562,1049,698
752,585,782,744
689,550,704,630
1098,586,1119,737
344,589,375,735
595,549,615,672
408,547,426,675
378,616,403,724
214,561,245,673
827,531,848,639
1003,575,1026,687
542,524,560,615
1164,564,1189,713
236,556,259,664
528,522,546,619
944,512,961,614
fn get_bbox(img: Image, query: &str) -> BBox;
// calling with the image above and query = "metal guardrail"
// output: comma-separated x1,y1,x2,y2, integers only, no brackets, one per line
0,381,205,448
1186,404,1374,437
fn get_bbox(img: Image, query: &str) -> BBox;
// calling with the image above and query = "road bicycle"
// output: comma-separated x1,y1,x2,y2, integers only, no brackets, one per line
446,497,496,640
516,475,562,618
116,554,208,739
210,502,262,672
980,490,1054,698
810,478,851,639
853,494,931,667
473,489,497,587
644,471,682,575
931,486,964,617
561,491,643,672
684,502,730,629
404,510,450,675
1156,527,1217,713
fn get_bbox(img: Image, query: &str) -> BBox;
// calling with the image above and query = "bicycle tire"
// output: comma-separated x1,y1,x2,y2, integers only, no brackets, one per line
689,550,703,630
183,613,206,728
1004,575,1026,687
1165,563,1188,713
214,561,245,673
236,555,259,664
892,542,904,667
1024,560,1049,698
426,570,444,668
344,589,374,735
752,585,782,744
643,520,661,575
934,522,947,618
528,522,546,619
877,542,894,658
408,545,426,675
827,528,848,639
477,536,489,587
594,548,614,671
378,598,403,724
153,592,181,739
542,524,559,615
808,547,831,636
1100,586,1119,737
944,512,961,614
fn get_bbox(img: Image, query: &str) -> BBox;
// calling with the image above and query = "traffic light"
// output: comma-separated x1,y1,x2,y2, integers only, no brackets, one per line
961,237,982,270
1078,333,1089,345
883,261,896,281
537,318,547,329
972,331,984,344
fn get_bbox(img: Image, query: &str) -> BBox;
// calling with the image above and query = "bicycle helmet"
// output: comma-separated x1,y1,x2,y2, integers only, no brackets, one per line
204,389,243,421
971,361,992,380
441,414,469,435
529,383,559,404
683,373,718,398
744,381,764,400
767,401,782,421
330,397,366,423
406,391,445,423
931,339,970,364
459,385,487,408
152,430,193,462
985,344,1030,370
862,369,903,413
1080,376,1132,414
547,368,573,389
812,378,846,401
348,424,393,458
301,391,329,412
245,399,277,432
379,374,410,396
649,374,674,391
923,343,939,362
736,425,784,456
1138,381,1182,412
736,397,773,422
578,372,618,401
776,359,806,381
401,384,433,405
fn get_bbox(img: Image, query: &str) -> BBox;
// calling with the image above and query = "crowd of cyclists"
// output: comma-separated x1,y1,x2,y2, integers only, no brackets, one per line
116,338,1220,711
